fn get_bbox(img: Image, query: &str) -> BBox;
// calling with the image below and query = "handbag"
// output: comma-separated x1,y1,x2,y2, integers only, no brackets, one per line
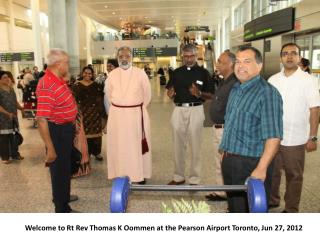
70,146,81,175
12,119,23,146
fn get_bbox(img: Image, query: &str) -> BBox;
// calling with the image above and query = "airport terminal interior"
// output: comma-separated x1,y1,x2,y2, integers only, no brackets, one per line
0,0,320,213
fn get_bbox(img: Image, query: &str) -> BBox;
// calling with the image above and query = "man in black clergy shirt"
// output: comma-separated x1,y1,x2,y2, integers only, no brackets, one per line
166,44,212,185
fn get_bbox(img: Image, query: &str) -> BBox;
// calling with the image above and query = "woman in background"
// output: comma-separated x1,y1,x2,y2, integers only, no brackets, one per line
73,66,106,162
0,71,24,164
298,57,311,74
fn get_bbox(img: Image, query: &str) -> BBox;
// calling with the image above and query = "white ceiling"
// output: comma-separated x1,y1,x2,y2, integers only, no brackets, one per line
13,0,233,36
79,0,233,36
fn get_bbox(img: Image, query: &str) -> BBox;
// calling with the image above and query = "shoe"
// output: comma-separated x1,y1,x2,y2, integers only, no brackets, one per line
2,160,11,164
70,209,81,213
95,155,103,161
69,195,79,202
282,210,288,213
268,203,280,209
132,179,146,185
167,180,185,185
205,193,227,201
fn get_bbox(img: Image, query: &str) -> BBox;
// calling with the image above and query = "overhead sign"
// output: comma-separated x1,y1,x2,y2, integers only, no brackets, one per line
185,26,210,32
244,7,295,41
133,48,155,58
0,52,34,62
0,53,13,62
133,48,178,58
155,47,177,57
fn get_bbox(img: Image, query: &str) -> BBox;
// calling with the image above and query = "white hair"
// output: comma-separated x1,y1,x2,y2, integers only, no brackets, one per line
47,48,68,66
117,46,132,57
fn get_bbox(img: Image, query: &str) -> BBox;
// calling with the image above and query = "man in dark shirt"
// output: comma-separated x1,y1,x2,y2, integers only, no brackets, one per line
206,50,238,201
166,44,211,185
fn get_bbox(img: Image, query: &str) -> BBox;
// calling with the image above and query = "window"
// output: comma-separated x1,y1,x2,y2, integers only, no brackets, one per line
234,1,247,28
252,0,302,20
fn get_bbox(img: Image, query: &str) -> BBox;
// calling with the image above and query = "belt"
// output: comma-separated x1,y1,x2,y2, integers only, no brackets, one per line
223,151,241,158
214,124,224,129
52,121,75,126
175,102,202,107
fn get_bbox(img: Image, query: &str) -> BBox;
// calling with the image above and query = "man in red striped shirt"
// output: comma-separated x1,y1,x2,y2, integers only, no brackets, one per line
36,49,78,213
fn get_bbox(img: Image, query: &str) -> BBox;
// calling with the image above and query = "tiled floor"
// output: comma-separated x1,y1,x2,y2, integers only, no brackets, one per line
0,79,319,213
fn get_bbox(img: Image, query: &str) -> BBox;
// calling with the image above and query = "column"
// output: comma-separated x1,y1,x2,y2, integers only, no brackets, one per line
66,0,80,76
47,0,68,50
221,17,226,52
31,0,43,68
7,0,19,94
85,16,93,65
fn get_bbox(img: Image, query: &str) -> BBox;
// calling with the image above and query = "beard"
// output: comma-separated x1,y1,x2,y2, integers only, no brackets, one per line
119,60,132,70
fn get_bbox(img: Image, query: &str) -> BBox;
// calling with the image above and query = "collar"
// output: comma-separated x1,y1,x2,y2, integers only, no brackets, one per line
234,75,261,92
224,73,238,84
45,69,66,84
280,67,302,78
184,64,198,71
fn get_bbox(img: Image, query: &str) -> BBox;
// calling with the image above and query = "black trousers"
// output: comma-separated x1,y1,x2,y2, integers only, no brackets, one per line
48,122,75,213
0,134,19,160
221,154,273,213
87,137,102,156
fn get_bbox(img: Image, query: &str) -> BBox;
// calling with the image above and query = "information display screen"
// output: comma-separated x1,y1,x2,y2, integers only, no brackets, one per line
155,47,177,57
0,52,34,62
244,7,295,41
0,53,13,62
133,48,155,58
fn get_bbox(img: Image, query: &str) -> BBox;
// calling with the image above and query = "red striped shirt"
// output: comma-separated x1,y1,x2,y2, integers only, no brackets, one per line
36,70,77,124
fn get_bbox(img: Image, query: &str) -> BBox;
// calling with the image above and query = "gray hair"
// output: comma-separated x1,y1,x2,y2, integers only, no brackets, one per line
224,50,236,65
182,44,197,54
47,48,68,66
117,46,132,57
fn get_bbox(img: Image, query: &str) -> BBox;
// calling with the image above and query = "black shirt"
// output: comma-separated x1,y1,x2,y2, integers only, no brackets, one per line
166,64,211,103
209,73,238,124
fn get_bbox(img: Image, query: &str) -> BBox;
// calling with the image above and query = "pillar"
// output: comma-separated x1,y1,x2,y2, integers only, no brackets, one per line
31,0,43,68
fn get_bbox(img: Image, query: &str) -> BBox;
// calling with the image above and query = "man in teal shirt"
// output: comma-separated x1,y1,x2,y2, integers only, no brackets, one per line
220,46,283,212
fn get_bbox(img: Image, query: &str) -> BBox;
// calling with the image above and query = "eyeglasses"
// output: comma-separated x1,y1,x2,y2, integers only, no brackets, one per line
281,51,299,57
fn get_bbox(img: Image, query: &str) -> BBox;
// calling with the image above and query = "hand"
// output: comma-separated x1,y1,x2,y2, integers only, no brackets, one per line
21,109,25,118
189,83,201,97
167,87,176,99
45,147,57,166
305,140,317,152
250,166,267,182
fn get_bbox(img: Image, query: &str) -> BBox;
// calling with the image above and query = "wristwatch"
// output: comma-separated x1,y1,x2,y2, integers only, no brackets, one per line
309,136,318,142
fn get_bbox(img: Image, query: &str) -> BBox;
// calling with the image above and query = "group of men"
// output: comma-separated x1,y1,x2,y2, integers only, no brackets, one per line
35,42,319,213
165,43,319,213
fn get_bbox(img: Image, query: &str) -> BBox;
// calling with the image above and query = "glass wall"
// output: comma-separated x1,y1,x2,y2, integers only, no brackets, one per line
295,33,320,82
234,1,247,28
252,0,302,20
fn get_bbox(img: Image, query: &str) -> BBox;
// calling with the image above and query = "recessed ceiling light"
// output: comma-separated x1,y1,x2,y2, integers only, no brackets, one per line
112,12,115,15
104,5,108,8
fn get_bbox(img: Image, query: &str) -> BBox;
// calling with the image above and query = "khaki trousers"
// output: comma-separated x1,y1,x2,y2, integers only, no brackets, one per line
270,144,305,213
212,127,226,197
171,105,205,184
